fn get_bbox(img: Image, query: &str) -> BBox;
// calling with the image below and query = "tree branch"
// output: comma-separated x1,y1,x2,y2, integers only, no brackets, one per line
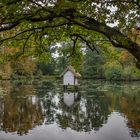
0,22,20,32
0,22,70,44
15,32,34,58
60,10,140,68
70,33,99,54
68,36,78,57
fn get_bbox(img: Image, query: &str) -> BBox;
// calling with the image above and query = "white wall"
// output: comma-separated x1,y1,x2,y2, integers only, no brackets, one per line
63,71,74,85
75,78,78,85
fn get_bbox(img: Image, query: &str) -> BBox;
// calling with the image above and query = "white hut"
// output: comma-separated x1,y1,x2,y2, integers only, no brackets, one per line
60,65,81,86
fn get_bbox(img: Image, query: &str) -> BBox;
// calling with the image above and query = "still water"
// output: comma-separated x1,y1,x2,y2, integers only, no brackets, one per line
0,80,140,140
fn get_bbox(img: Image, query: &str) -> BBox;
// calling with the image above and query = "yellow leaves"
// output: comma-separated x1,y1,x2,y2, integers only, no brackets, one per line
1,89,44,134
0,62,12,79
103,60,121,69
11,57,36,76
130,28,140,45
119,50,133,64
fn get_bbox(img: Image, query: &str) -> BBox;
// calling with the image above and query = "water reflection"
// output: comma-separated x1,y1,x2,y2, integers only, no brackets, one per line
0,80,140,140
0,97,44,135
63,92,79,107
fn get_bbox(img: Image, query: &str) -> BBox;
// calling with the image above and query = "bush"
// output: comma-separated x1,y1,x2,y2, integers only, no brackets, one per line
104,61,123,80
122,66,140,80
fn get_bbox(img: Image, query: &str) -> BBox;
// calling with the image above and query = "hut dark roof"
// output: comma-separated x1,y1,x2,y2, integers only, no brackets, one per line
60,65,81,78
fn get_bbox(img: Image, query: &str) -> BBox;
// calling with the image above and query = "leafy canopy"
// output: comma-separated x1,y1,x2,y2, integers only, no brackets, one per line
0,0,140,67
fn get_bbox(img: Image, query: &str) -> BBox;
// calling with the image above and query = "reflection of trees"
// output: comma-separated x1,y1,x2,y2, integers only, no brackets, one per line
0,80,140,138
100,82,140,138
2,97,43,135
56,92,81,130
0,83,44,135
0,80,59,135
36,80,56,97
84,96,111,131
120,92,140,137
56,91,111,132
41,92,57,124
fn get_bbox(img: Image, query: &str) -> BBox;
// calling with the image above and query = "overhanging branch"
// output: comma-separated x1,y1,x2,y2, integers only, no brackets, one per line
0,22,71,44
70,33,99,54
15,32,34,59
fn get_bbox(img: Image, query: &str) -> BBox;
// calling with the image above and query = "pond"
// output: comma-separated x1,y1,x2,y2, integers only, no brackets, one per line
0,79,140,140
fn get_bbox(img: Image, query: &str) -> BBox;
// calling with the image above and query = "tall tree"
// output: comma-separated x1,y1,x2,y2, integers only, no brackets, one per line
82,48,105,78
0,0,140,68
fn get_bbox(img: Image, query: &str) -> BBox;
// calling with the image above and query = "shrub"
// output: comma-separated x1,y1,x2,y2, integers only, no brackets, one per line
104,61,123,80
122,66,140,80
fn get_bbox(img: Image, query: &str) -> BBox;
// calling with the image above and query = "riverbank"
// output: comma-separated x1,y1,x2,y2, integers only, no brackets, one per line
1,74,140,83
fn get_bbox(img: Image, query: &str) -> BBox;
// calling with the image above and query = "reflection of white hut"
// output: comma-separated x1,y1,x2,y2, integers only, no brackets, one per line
60,66,81,87
63,92,78,107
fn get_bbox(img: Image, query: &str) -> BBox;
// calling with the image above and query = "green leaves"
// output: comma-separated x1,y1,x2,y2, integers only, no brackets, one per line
0,0,140,68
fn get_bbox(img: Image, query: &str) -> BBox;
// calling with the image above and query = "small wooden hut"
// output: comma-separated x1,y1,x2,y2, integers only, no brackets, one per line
60,65,81,89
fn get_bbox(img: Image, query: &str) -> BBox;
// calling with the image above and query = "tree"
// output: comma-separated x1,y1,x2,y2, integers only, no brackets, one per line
37,62,56,75
0,0,140,68
82,48,105,78
56,42,84,72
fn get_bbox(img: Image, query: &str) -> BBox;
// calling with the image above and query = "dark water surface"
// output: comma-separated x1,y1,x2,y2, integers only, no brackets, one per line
0,80,140,140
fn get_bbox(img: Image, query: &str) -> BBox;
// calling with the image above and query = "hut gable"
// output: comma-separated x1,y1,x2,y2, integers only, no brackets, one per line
60,65,81,78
